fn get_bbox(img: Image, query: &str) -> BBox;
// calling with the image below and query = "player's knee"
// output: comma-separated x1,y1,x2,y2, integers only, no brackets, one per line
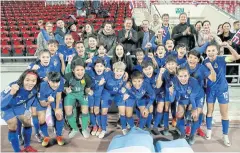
94,107,100,114
82,107,88,114
101,109,108,115
7,121,17,131
90,107,94,113
176,112,184,119
157,106,163,113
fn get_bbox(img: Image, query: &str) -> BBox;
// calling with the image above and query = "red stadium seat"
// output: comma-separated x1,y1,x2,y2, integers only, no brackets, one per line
12,37,23,45
26,45,37,56
13,45,25,56
1,45,12,56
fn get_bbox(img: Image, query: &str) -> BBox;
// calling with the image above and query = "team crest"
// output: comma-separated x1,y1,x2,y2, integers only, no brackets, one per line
28,92,33,99
214,63,218,68
53,59,58,66
187,87,192,94
81,79,86,85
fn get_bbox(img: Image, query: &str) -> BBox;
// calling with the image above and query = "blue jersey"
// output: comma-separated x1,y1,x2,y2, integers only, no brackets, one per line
1,82,37,111
38,78,64,102
50,54,62,73
28,62,55,80
155,56,166,68
203,56,228,91
85,67,105,96
162,70,176,101
87,55,111,69
58,45,77,62
127,81,156,108
166,50,177,57
180,63,210,87
144,69,164,95
172,77,204,110
104,71,126,95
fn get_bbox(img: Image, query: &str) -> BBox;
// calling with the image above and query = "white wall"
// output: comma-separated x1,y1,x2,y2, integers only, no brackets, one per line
154,5,236,33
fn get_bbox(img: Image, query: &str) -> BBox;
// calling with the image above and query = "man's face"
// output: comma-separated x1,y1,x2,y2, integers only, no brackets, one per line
56,20,64,29
142,21,149,31
88,37,97,48
162,16,169,25
124,19,133,30
234,22,240,31
45,23,53,33
104,24,112,33
179,14,187,24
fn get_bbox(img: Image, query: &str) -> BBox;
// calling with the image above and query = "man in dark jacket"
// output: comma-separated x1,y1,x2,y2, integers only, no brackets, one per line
97,22,117,56
55,19,68,45
137,20,155,51
117,18,138,55
171,12,196,50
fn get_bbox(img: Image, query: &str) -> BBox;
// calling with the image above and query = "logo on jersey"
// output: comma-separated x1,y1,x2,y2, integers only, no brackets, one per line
81,79,86,86
214,63,218,69
28,92,33,99
187,87,192,95
53,59,58,66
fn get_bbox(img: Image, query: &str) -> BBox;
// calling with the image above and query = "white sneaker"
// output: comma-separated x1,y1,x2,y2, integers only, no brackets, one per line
122,129,128,135
98,130,106,139
82,129,90,139
223,135,231,147
69,129,79,139
205,129,212,140
96,128,102,137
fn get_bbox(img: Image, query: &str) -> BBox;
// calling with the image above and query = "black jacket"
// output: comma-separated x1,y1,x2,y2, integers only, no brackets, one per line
111,55,134,74
97,29,117,56
117,28,138,55
171,23,196,50
137,29,155,49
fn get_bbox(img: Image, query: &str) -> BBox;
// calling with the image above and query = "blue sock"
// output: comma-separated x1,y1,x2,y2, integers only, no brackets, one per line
163,112,169,129
146,113,153,128
206,117,212,130
190,121,198,136
177,118,185,135
40,123,49,137
171,102,176,118
139,116,147,129
153,112,163,128
101,115,107,131
90,113,96,126
56,119,64,136
222,120,229,135
17,119,22,136
96,114,101,127
8,130,20,152
23,127,32,148
120,115,127,129
198,113,203,128
51,112,57,130
185,110,191,126
32,116,40,134
136,109,140,118
127,117,134,128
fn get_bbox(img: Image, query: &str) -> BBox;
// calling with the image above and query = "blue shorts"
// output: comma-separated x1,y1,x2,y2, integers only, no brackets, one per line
88,95,101,107
2,105,26,121
36,100,63,111
156,91,165,103
206,88,229,104
125,98,135,107
101,90,123,108
165,91,175,103
137,98,150,107
196,97,204,108
178,100,190,106
30,98,38,107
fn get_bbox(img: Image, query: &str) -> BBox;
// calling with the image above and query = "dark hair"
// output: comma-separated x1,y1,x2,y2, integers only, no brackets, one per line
94,58,105,66
166,55,177,63
157,44,165,50
166,39,174,43
16,69,41,90
71,58,85,70
162,13,169,18
177,67,189,75
222,22,231,28
56,18,63,22
97,42,107,48
88,34,97,40
75,41,84,46
202,20,211,26
112,43,128,66
135,48,145,55
187,50,201,59
48,39,59,46
131,70,144,80
103,22,113,27
233,20,240,25
179,12,187,18
176,43,187,50
195,21,202,27
142,60,154,69
47,72,61,82
206,42,219,52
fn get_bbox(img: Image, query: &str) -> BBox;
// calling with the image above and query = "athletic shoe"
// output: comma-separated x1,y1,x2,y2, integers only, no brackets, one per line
35,133,43,143
56,136,65,146
91,126,98,136
82,129,90,138
98,130,106,139
185,126,191,136
172,118,177,127
162,128,170,136
22,146,37,152
69,129,79,139
151,127,160,135
197,128,205,137
122,129,128,135
96,127,102,137
187,135,195,145
42,137,50,147
223,135,231,147
18,135,24,146
205,129,212,140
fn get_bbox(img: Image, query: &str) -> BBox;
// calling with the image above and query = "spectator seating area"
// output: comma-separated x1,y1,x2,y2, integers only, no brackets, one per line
0,1,132,56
